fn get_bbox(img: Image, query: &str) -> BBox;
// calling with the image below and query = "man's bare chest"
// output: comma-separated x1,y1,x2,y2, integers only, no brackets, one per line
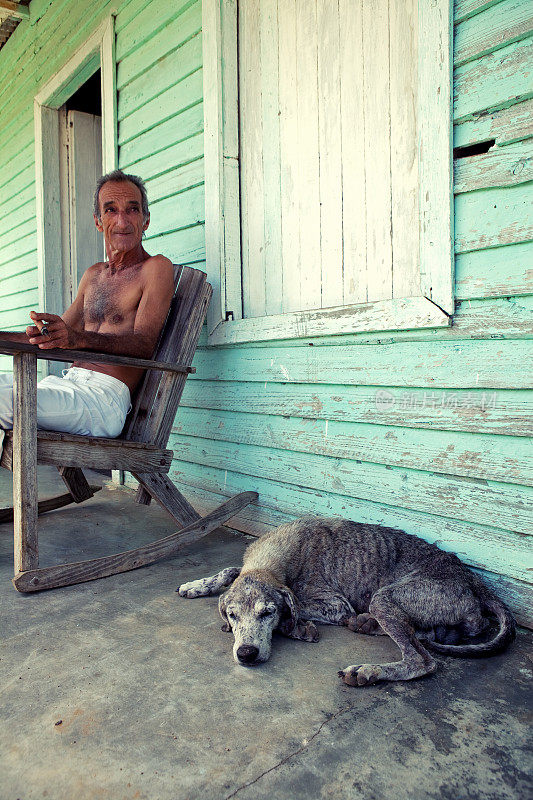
84,268,143,327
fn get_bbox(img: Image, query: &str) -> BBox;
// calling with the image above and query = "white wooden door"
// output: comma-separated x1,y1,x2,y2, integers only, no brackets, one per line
61,109,103,305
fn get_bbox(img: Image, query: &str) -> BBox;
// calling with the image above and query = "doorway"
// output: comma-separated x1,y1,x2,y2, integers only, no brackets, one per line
59,69,104,309
33,17,117,375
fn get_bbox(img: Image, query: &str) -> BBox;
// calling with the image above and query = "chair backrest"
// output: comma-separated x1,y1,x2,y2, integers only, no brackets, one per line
123,265,212,446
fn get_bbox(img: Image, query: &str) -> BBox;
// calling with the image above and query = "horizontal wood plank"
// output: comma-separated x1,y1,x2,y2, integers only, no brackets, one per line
0,430,173,473
192,339,533,389
455,182,533,252
180,381,533,437
454,37,533,122
209,297,450,345
454,138,533,192
143,224,205,265
0,340,196,373
144,157,203,205
454,0,533,67
119,103,203,170
454,1,502,25
455,241,533,299
145,184,204,239
118,34,202,121
453,98,533,148
171,407,533,485
128,133,203,184
118,70,203,146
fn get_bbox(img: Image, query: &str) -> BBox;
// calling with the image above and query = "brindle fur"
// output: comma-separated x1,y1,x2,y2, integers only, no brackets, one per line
178,517,515,686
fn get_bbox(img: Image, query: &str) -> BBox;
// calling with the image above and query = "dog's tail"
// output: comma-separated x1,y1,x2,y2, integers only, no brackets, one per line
424,586,516,658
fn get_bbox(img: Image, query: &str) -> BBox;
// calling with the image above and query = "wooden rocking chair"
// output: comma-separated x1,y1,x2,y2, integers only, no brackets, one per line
0,266,257,592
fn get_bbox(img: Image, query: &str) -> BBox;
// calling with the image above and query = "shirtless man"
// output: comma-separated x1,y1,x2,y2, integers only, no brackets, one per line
0,169,175,438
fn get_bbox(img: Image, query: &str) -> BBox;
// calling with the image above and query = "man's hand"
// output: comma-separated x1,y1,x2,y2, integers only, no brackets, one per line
27,311,78,350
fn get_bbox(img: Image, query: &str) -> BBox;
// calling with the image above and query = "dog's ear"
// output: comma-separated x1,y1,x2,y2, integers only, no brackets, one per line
218,593,231,632
277,586,298,635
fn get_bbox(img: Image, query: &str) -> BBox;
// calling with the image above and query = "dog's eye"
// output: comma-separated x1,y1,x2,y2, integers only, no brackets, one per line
259,609,274,618
227,610,237,620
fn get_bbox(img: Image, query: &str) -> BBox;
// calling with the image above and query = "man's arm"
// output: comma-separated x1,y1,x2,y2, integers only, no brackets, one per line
28,257,175,358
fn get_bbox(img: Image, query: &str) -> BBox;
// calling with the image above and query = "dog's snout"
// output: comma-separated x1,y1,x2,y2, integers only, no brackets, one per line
236,645,260,664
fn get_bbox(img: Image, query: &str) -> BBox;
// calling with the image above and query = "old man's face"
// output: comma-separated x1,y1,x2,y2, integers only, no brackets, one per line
94,180,149,255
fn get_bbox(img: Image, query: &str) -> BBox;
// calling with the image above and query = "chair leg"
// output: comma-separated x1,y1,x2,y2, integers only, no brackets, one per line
58,467,95,502
135,485,152,506
13,352,38,572
133,472,200,526
0,486,102,524
12,490,258,592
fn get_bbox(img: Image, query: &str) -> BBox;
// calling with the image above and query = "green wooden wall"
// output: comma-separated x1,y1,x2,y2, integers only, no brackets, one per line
0,0,531,624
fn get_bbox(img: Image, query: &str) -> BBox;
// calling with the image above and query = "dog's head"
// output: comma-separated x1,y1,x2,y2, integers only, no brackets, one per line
218,571,298,666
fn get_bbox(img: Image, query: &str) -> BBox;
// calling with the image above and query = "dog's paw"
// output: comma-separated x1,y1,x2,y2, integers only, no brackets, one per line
338,664,383,687
343,613,384,636
177,579,210,598
296,621,320,642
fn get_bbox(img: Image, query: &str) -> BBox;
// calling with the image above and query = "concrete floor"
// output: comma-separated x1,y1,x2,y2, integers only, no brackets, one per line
0,467,532,800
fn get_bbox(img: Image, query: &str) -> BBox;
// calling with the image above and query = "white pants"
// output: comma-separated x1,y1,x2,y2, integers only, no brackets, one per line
0,367,131,438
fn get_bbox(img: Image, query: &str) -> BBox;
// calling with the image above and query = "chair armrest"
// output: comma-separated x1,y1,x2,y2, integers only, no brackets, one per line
0,340,195,374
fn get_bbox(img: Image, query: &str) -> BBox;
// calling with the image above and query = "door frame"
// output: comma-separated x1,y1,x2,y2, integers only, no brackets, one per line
34,17,117,334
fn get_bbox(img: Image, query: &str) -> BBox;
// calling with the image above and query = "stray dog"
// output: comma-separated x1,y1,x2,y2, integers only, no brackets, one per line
178,517,515,686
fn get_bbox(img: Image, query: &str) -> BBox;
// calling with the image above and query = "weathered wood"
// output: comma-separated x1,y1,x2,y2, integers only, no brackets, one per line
455,182,533,252
169,435,533,535
454,139,533,193
363,0,392,303
454,38,533,123
418,0,454,313
117,0,201,92
453,98,533,149
133,472,200,525
130,272,211,447
124,267,211,506
207,297,450,345
181,381,533,437
57,467,94,503
123,264,183,451
0,430,173,473
12,491,258,593
339,0,365,306
390,0,419,300
126,267,194,440
0,486,102,524
454,0,533,67
193,338,533,389
172,406,533,486
118,35,202,122
119,72,203,147
0,340,195,374
455,241,533,300
12,352,38,573
454,0,500,25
